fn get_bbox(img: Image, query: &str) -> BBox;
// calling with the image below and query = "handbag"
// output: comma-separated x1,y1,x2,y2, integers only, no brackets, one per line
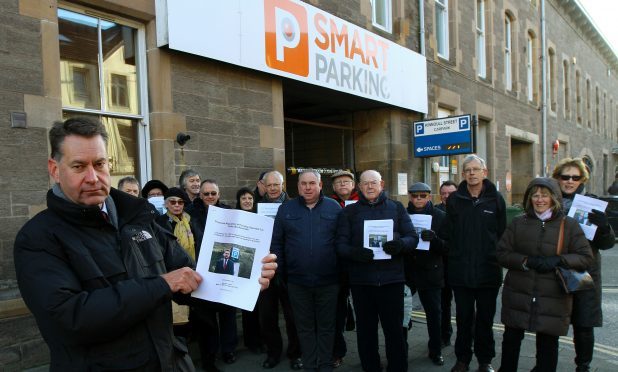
554,218,595,293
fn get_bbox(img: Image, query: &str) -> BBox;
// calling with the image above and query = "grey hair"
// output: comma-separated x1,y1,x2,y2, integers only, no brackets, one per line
360,170,382,182
118,176,139,189
462,154,486,170
263,170,284,184
298,169,321,182
179,169,200,189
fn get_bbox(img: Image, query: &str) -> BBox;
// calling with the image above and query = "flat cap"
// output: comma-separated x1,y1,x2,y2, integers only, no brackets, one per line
331,170,355,181
408,182,431,193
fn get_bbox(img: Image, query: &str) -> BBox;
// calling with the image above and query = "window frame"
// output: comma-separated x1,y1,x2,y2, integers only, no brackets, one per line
58,3,152,182
476,0,486,78
527,33,535,102
504,15,512,91
371,0,392,33
435,0,449,59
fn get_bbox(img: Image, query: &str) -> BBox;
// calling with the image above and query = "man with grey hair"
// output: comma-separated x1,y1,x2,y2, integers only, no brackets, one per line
258,170,302,369
337,170,418,372
271,169,342,371
179,169,201,202
117,176,140,197
439,154,506,372
261,170,288,203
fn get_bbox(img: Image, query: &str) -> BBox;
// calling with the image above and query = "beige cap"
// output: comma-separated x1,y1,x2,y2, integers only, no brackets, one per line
331,170,355,181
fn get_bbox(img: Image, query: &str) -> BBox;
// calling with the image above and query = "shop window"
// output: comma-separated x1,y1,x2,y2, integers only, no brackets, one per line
435,0,449,59
371,0,392,33
58,7,148,182
476,0,486,78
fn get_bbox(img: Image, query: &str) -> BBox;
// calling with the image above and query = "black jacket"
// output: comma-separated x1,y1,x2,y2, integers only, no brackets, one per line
405,201,447,290
188,198,231,232
271,193,342,287
439,179,506,288
14,188,194,371
155,212,204,253
562,186,615,327
336,191,419,286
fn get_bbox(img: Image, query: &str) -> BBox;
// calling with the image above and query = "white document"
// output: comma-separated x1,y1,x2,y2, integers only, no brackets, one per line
147,196,166,215
363,220,394,260
344,200,358,206
410,214,432,251
567,194,608,241
257,203,282,219
192,206,273,311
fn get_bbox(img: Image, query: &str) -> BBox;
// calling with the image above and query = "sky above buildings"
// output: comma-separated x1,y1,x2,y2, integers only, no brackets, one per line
578,0,618,56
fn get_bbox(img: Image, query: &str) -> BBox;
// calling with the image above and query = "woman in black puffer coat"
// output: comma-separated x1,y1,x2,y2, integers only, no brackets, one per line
552,158,615,372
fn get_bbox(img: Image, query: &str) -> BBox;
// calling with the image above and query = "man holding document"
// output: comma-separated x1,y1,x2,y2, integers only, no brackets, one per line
337,170,418,372
405,182,448,366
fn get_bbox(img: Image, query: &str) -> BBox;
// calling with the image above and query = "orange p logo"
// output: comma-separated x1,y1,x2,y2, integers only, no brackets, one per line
264,0,309,76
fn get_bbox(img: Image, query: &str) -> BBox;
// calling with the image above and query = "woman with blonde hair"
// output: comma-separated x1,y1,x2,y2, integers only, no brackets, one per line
552,158,615,372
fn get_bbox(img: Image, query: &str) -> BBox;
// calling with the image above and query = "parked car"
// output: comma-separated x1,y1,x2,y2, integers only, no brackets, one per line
598,196,618,240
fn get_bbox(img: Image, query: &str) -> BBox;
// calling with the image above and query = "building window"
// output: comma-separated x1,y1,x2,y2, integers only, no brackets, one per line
435,0,449,59
504,15,513,91
575,71,583,125
586,78,591,128
527,32,536,102
548,48,556,112
476,0,486,78
563,60,570,118
58,7,148,182
596,87,600,131
371,0,392,33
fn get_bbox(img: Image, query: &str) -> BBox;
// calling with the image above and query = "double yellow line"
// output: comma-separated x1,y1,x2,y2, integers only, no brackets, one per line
410,311,618,357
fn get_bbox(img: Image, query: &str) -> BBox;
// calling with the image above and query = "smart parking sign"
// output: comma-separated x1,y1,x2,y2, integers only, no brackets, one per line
413,114,473,158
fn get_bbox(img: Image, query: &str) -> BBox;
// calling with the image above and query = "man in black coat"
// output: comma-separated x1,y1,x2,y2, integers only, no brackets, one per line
337,170,418,372
214,249,235,275
13,117,278,371
405,182,448,366
439,155,506,372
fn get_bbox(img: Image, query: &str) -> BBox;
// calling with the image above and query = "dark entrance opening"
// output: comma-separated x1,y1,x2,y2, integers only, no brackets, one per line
282,79,385,197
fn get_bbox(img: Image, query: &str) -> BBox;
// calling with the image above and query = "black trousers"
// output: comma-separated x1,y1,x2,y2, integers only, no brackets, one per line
573,326,595,368
441,284,454,343
452,286,499,365
499,326,559,372
258,279,301,360
288,283,339,371
192,304,238,356
241,308,262,350
333,281,350,359
416,288,442,356
351,283,407,372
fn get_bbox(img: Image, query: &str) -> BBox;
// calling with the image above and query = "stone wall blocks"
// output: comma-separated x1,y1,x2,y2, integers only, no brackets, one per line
243,148,273,168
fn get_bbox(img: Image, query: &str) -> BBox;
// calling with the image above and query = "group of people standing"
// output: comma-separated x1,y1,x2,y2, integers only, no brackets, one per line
14,118,613,372
117,154,613,372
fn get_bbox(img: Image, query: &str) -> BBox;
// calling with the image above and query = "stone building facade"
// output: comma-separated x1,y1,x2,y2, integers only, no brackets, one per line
0,0,616,368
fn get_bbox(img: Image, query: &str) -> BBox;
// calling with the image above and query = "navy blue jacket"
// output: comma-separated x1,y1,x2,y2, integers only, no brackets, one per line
271,193,342,287
336,191,419,286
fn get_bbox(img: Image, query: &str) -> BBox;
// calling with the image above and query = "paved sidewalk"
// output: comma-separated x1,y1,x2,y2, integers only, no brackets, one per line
193,310,618,372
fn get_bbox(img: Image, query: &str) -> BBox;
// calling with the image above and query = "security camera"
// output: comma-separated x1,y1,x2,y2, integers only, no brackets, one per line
176,132,191,147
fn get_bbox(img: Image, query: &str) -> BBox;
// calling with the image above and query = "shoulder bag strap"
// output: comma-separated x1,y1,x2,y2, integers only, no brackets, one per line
556,217,565,255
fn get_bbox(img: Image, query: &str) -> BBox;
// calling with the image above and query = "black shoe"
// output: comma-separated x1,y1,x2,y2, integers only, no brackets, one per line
222,352,236,364
290,358,303,370
429,354,445,366
202,358,221,372
262,357,280,369
477,363,494,372
451,361,469,372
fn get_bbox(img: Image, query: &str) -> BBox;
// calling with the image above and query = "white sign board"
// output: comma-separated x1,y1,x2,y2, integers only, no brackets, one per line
159,0,428,113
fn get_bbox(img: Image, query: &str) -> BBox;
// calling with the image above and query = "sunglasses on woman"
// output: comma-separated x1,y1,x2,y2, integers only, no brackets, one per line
167,199,185,206
559,175,582,181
